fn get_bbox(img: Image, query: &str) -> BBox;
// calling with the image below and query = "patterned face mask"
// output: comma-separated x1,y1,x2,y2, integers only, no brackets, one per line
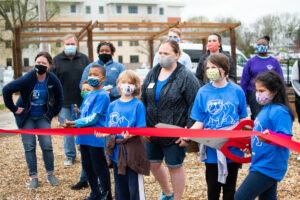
88,76,100,88
206,68,221,81
256,92,272,105
120,83,136,96
256,45,268,54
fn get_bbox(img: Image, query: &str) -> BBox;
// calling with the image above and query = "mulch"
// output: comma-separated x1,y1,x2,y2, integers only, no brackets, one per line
0,121,299,200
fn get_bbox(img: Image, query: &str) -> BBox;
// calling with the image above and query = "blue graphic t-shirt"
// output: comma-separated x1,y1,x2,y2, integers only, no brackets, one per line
250,104,292,181
30,79,47,116
190,82,248,163
75,89,110,147
106,97,146,163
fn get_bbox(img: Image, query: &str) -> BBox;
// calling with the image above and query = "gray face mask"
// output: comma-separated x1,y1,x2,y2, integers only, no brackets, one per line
159,55,175,68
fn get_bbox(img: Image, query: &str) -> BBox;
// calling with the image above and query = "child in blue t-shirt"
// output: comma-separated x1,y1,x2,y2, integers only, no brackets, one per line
62,65,112,200
189,54,248,200
95,70,149,200
235,71,294,200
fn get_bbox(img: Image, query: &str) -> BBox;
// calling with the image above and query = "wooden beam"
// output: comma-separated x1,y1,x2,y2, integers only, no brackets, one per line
14,25,22,79
21,32,79,38
93,31,155,36
230,28,237,82
87,27,94,62
202,39,207,55
21,40,62,43
148,40,154,68
22,21,89,25
78,21,98,41
147,22,180,40
77,21,92,40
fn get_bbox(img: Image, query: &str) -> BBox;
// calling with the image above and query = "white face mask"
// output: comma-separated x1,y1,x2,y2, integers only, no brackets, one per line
159,55,175,68
120,84,136,96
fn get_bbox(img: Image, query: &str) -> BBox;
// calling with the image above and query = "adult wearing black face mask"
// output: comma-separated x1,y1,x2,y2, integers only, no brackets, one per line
80,42,125,102
2,52,64,189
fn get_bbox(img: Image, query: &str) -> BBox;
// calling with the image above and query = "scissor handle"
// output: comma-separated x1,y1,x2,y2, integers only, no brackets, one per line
220,138,252,163
219,120,254,163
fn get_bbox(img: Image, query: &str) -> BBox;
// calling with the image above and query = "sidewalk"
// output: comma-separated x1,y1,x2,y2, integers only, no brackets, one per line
0,112,17,138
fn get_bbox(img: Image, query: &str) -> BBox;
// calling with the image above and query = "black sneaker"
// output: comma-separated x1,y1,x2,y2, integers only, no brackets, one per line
70,181,88,190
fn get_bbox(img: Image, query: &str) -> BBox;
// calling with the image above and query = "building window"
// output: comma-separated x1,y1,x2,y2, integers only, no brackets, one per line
71,24,76,30
21,43,29,49
147,6,152,14
130,55,139,63
56,42,61,47
5,40,11,48
159,7,164,15
118,55,123,63
85,6,91,14
116,5,122,13
118,41,122,47
129,25,138,30
99,6,104,14
128,6,138,14
6,58,12,66
117,24,122,30
129,41,139,46
23,58,29,67
70,5,76,13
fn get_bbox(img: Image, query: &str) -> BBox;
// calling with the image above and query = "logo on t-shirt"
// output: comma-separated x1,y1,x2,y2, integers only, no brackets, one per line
266,65,273,70
207,99,237,128
109,112,129,127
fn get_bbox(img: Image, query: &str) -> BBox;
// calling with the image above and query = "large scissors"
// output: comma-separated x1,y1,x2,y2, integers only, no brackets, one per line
155,120,254,163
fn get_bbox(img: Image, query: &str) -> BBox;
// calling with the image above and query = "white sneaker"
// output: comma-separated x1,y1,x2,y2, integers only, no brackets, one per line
64,158,74,166
297,156,300,161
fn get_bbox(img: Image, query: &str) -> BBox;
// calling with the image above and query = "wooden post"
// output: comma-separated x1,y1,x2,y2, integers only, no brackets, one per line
202,38,207,55
87,27,94,62
230,28,237,82
149,40,154,68
14,25,22,79
12,40,17,78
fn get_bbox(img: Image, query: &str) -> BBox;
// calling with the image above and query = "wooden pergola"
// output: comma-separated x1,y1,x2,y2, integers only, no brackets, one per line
13,21,240,79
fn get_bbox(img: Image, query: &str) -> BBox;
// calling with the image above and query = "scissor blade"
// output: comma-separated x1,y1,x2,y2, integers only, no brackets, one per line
190,138,228,149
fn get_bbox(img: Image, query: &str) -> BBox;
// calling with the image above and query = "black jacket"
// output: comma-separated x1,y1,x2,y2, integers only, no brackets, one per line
2,70,64,128
196,50,236,86
141,62,200,146
52,51,90,107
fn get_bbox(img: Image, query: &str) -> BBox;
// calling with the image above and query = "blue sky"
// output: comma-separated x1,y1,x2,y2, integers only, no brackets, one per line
169,0,300,25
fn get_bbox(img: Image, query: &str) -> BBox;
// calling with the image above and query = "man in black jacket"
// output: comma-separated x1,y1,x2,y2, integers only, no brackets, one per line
52,34,90,166
196,33,236,86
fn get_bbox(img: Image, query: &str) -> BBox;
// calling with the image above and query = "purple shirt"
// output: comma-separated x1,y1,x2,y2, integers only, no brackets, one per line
240,55,284,93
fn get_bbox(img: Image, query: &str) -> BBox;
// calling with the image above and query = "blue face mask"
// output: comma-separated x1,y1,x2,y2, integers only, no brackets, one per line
169,36,180,44
64,45,77,55
256,45,268,54
88,77,100,88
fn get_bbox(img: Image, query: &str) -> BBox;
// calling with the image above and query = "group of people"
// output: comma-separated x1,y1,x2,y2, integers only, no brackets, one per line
2,28,296,200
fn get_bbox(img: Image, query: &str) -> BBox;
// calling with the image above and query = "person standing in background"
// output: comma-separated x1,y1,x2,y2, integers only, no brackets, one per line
152,28,193,71
196,33,236,86
52,34,90,166
80,41,125,102
240,36,283,120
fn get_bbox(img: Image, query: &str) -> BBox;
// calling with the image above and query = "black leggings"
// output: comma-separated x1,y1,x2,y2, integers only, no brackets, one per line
205,163,241,200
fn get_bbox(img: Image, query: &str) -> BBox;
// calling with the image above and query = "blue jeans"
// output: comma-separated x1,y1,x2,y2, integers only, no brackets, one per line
60,107,76,159
113,162,145,200
21,116,54,177
80,145,112,200
235,171,277,200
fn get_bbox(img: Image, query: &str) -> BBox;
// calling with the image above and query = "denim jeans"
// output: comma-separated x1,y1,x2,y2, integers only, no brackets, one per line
235,171,277,200
60,106,76,159
21,116,54,177
80,145,112,200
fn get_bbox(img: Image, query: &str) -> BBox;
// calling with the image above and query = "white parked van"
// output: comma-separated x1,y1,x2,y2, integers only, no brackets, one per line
179,43,248,78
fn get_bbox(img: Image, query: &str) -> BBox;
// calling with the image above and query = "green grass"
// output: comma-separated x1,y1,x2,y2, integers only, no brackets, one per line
0,104,6,110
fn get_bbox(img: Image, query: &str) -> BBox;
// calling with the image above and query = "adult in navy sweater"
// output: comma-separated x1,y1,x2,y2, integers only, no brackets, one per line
2,52,63,189
52,34,90,166
80,41,125,102
240,36,284,120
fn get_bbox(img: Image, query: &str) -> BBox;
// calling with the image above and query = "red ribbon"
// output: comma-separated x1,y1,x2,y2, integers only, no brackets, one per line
0,125,299,154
